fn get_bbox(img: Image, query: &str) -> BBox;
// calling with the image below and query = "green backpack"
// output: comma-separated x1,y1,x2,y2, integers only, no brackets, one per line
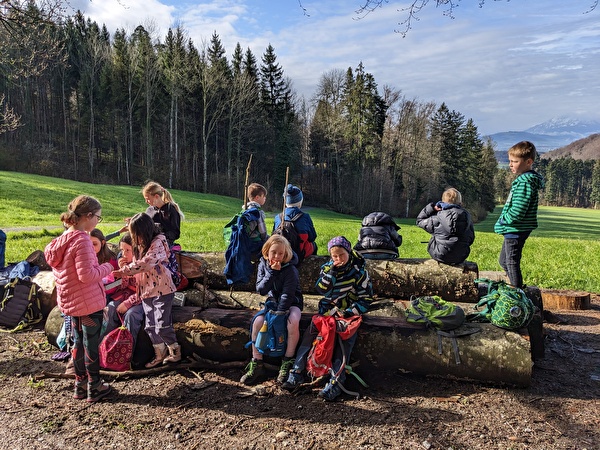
468,279,535,330
406,295,465,331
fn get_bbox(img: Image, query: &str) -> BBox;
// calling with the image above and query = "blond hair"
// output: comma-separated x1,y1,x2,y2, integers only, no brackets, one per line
261,235,293,263
442,188,462,205
142,181,185,219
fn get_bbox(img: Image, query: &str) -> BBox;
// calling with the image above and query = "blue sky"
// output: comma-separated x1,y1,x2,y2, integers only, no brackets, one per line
69,0,600,135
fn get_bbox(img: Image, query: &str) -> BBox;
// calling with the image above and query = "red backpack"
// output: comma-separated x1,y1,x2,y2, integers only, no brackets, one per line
306,314,362,378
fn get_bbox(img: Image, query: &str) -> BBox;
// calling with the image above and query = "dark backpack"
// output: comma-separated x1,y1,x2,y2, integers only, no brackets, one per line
273,212,304,262
0,277,43,332
468,279,535,330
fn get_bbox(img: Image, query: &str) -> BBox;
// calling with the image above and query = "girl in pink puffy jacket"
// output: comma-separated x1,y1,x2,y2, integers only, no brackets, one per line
44,195,113,403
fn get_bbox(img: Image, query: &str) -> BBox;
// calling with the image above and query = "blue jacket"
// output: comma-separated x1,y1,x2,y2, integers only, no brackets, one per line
273,207,318,259
256,252,303,312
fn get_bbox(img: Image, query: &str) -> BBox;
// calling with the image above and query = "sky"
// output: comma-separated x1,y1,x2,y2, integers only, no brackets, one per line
67,0,600,135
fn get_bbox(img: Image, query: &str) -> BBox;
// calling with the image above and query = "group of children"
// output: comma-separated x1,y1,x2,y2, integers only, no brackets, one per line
45,181,185,403
43,140,543,403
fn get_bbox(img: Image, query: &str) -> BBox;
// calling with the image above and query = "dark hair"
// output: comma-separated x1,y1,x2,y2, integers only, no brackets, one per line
247,183,267,200
90,228,116,264
119,232,133,247
60,195,102,227
129,213,160,258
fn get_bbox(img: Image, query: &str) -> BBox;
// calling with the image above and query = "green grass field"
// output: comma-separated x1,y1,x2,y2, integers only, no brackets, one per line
1,171,599,292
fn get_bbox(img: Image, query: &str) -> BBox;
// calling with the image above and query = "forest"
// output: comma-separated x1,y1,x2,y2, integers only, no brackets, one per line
0,3,597,218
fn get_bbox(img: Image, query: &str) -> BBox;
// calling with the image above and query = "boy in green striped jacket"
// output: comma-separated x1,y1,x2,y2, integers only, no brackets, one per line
494,141,545,288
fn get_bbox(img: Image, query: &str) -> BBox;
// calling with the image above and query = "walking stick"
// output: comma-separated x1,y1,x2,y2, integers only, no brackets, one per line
279,166,290,228
243,154,253,210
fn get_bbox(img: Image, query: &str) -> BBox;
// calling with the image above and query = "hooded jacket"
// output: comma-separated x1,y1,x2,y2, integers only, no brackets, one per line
44,230,113,317
273,207,318,259
119,233,176,299
256,252,303,312
353,212,402,258
416,202,475,265
494,170,545,235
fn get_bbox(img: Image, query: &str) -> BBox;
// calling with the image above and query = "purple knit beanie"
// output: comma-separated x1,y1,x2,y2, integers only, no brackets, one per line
327,236,352,254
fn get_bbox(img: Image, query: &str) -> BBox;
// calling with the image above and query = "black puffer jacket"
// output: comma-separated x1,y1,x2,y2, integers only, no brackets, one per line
354,212,402,258
416,202,475,265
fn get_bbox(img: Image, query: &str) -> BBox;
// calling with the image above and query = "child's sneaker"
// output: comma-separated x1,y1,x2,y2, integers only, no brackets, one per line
318,381,342,402
240,359,265,385
281,370,304,391
73,381,86,400
87,380,112,403
277,357,295,384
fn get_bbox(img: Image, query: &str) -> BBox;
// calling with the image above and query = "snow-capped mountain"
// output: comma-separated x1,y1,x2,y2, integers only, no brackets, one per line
487,117,600,153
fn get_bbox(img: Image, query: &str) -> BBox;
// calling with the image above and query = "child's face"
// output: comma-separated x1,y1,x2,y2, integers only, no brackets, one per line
330,246,350,267
267,243,286,264
144,193,162,208
90,236,103,255
119,242,133,263
253,193,267,206
508,156,533,175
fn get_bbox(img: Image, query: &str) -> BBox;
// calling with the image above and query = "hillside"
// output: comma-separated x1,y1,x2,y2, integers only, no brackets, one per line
541,133,600,161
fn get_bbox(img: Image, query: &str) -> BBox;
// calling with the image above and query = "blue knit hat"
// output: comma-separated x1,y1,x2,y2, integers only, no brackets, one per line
285,184,303,206
327,236,352,254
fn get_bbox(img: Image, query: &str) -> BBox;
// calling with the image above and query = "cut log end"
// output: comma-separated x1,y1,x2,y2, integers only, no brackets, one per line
541,289,591,310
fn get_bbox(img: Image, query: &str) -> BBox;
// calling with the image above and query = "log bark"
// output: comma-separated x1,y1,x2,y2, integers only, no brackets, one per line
32,271,57,318
45,305,533,387
541,289,591,310
179,252,480,302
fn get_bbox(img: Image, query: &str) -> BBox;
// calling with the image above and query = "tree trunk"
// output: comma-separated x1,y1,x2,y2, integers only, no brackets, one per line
44,305,533,387
541,289,590,310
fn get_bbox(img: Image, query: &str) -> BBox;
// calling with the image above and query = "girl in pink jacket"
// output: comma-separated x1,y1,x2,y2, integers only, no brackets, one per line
112,212,179,368
44,195,113,403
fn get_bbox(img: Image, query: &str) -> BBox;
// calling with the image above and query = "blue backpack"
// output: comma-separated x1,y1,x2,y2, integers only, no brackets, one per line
247,301,288,357
223,208,264,285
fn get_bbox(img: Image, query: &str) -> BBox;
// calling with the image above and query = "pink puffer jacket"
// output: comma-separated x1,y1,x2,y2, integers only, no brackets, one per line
44,230,113,317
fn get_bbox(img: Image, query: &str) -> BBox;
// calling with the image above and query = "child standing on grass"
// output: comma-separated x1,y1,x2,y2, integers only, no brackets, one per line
142,181,184,247
112,213,180,368
103,233,144,353
44,195,113,403
283,236,373,401
494,141,545,288
240,235,303,385
244,182,269,249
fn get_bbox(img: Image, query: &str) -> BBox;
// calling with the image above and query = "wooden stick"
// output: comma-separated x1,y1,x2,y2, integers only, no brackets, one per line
279,166,290,228
243,154,253,209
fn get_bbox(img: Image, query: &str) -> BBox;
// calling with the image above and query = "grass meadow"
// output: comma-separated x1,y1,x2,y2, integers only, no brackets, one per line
1,170,598,292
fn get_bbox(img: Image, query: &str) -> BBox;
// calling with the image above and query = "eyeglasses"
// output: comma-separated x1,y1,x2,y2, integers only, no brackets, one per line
92,214,103,223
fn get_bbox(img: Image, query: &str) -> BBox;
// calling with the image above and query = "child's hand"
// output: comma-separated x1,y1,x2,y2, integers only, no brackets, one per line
116,303,128,314
112,270,123,279
269,260,282,270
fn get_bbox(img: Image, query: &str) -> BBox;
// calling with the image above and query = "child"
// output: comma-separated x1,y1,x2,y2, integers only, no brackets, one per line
142,181,184,247
102,233,144,353
353,212,402,259
494,141,544,288
283,236,373,401
416,188,475,265
272,184,317,262
244,182,269,247
112,213,180,368
44,195,113,403
240,235,303,385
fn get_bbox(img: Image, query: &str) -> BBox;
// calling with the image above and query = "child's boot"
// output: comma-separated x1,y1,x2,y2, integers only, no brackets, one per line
240,359,266,385
145,343,167,368
163,342,181,364
277,357,295,384
73,377,87,400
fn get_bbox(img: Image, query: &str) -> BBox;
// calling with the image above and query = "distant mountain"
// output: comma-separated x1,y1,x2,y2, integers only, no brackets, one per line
487,117,600,155
541,133,600,161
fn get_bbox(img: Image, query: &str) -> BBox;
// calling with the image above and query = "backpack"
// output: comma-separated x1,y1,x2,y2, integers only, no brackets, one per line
306,314,363,379
99,318,133,372
249,301,288,358
468,279,535,330
273,212,304,262
0,277,43,332
224,208,264,285
405,295,465,331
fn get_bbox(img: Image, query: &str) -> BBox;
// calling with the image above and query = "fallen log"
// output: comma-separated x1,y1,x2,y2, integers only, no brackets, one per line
178,252,480,302
45,305,533,387
541,289,591,310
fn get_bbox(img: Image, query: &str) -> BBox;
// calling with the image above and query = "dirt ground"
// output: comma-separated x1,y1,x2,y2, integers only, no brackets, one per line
1,296,599,450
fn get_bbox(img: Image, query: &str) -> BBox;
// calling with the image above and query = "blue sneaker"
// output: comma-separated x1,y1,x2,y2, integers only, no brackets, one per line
318,381,342,401
281,370,304,391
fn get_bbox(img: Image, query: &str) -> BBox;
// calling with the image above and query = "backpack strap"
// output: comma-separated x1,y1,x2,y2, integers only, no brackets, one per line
436,328,481,364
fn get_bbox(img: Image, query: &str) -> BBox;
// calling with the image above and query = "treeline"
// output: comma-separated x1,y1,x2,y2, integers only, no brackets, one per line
538,157,600,208
0,5,498,218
